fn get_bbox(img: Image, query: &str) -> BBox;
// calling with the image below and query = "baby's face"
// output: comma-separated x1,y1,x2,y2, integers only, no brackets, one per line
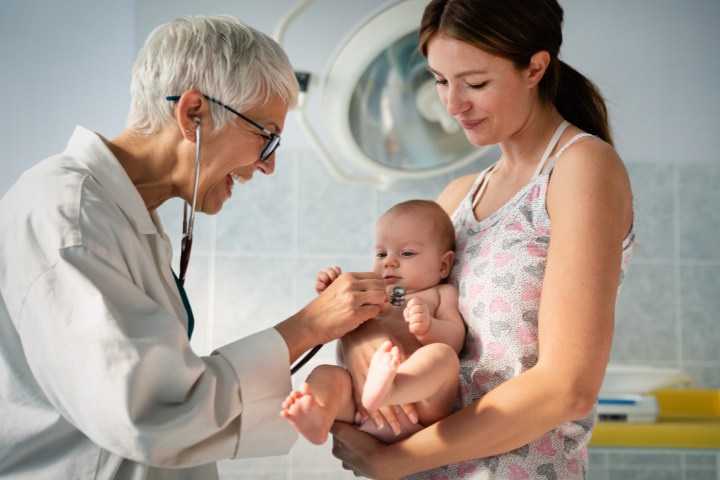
372,211,450,295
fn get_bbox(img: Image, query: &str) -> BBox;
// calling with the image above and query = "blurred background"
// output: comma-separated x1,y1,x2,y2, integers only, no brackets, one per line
1,1,719,478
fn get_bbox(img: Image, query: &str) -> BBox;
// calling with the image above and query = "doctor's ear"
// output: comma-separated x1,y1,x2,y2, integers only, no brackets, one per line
174,89,207,140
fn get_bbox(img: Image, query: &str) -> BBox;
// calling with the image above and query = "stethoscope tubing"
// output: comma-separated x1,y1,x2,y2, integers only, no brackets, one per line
179,121,201,286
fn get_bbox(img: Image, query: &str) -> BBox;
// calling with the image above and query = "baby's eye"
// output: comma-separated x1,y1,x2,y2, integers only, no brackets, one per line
401,251,415,258
375,252,387,259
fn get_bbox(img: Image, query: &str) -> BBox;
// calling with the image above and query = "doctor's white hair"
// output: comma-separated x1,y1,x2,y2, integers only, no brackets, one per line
127,15,298,134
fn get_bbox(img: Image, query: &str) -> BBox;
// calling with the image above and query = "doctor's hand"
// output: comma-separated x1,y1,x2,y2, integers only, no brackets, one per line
276,271,386,364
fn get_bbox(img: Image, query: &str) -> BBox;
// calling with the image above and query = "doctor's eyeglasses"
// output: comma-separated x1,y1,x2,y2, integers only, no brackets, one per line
165,94,281,162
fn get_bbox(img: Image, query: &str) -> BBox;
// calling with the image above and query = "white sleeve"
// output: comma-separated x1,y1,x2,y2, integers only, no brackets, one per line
215,328,297,458
18,245,296,467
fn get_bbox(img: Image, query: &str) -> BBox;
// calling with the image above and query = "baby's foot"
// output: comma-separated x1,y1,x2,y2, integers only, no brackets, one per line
362,341,400,412
280,383,330,445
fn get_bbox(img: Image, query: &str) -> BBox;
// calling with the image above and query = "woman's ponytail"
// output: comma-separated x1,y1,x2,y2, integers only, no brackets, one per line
555,61,613,145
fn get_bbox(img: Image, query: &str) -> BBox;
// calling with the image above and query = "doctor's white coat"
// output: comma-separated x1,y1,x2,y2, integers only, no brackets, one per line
0,126,297,479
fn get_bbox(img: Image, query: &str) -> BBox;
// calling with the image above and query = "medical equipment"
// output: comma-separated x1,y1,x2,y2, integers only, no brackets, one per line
275,0,494,188
179,117,201,286
389,286,406,306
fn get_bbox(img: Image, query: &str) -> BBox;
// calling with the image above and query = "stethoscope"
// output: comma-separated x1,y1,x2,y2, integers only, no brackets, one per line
290,286,407,375
177,119,407,375
178,117,202,286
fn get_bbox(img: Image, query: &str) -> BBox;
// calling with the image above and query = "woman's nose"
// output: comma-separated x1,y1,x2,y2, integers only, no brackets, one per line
257,156,275,175
444,85,469,117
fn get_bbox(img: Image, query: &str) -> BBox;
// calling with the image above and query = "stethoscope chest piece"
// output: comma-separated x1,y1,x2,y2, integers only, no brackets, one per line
390,286,406,306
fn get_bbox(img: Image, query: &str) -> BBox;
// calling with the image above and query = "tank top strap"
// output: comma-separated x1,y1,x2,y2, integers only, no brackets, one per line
543,133,596,174
532,120,571,179
470,162,498,209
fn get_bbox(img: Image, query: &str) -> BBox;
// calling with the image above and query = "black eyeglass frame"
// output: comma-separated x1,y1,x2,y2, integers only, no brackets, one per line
166,94,281,162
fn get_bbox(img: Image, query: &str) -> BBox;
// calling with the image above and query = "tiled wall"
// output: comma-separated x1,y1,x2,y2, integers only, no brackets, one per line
157,149,720,479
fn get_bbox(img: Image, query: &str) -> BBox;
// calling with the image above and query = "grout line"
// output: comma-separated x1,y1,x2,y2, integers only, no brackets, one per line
673,163,683,369
631,257,720,267
680,453,687,480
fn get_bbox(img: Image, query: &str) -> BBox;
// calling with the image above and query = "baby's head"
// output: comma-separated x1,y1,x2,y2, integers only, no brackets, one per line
373,200,455,294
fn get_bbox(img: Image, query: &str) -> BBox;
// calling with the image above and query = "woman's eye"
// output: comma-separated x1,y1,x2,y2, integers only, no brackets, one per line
434,78,448,86
468,81,489,90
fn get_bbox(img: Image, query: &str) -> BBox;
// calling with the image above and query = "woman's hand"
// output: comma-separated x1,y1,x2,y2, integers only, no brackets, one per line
331,421,399,480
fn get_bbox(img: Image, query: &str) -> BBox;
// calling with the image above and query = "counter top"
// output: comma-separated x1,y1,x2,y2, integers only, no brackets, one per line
589,390,720,449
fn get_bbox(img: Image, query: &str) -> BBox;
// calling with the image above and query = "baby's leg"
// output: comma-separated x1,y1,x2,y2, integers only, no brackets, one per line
362,340,400,412
280,365,355,445
363,342,459,425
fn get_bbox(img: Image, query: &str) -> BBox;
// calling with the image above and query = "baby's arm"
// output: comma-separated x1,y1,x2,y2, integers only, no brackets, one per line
316,266,342,294
405,284,465,353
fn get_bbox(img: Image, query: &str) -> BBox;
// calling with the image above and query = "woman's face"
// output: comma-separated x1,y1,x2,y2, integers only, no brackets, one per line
426,35,535,147
197,96,288,214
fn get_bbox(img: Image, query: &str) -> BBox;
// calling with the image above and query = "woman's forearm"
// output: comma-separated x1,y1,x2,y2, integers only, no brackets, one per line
377,365,592,477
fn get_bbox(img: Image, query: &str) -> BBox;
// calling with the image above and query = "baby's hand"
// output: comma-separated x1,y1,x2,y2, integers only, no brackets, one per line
315,266,342,294
403,297,431,336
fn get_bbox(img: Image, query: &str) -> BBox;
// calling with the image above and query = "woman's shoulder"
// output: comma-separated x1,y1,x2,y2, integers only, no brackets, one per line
548,132,633,233
552,133,628,187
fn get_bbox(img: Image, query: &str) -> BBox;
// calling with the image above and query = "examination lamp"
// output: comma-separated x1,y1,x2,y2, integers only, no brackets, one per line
275,0,495,188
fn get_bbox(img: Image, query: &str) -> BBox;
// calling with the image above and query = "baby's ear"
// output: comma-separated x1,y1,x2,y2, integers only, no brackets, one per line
439,250,455,278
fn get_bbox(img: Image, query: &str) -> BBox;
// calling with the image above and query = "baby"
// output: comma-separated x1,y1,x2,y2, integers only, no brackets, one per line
281,199,465,444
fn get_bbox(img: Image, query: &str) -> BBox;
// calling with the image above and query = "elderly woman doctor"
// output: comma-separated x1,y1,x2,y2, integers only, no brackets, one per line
0,15,386,479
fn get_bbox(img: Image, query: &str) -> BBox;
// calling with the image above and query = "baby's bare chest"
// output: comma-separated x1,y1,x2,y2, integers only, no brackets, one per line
376,290,440,355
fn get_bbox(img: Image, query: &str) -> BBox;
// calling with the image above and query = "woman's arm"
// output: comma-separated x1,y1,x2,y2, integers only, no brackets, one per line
332,139,633,479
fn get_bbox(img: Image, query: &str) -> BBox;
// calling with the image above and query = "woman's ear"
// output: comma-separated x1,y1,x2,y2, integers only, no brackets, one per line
526,50,551,88
176,89,207,141
439,250,455,279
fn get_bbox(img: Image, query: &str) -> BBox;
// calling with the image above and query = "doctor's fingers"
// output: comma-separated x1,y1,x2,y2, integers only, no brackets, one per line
328,274,386,308
334,271,386,295
309,294,382,340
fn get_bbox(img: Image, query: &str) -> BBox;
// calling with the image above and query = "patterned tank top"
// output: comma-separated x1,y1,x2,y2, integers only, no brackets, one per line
406,126,635,480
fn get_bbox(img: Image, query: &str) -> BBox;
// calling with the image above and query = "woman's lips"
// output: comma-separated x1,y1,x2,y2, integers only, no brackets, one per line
459,118,484,130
